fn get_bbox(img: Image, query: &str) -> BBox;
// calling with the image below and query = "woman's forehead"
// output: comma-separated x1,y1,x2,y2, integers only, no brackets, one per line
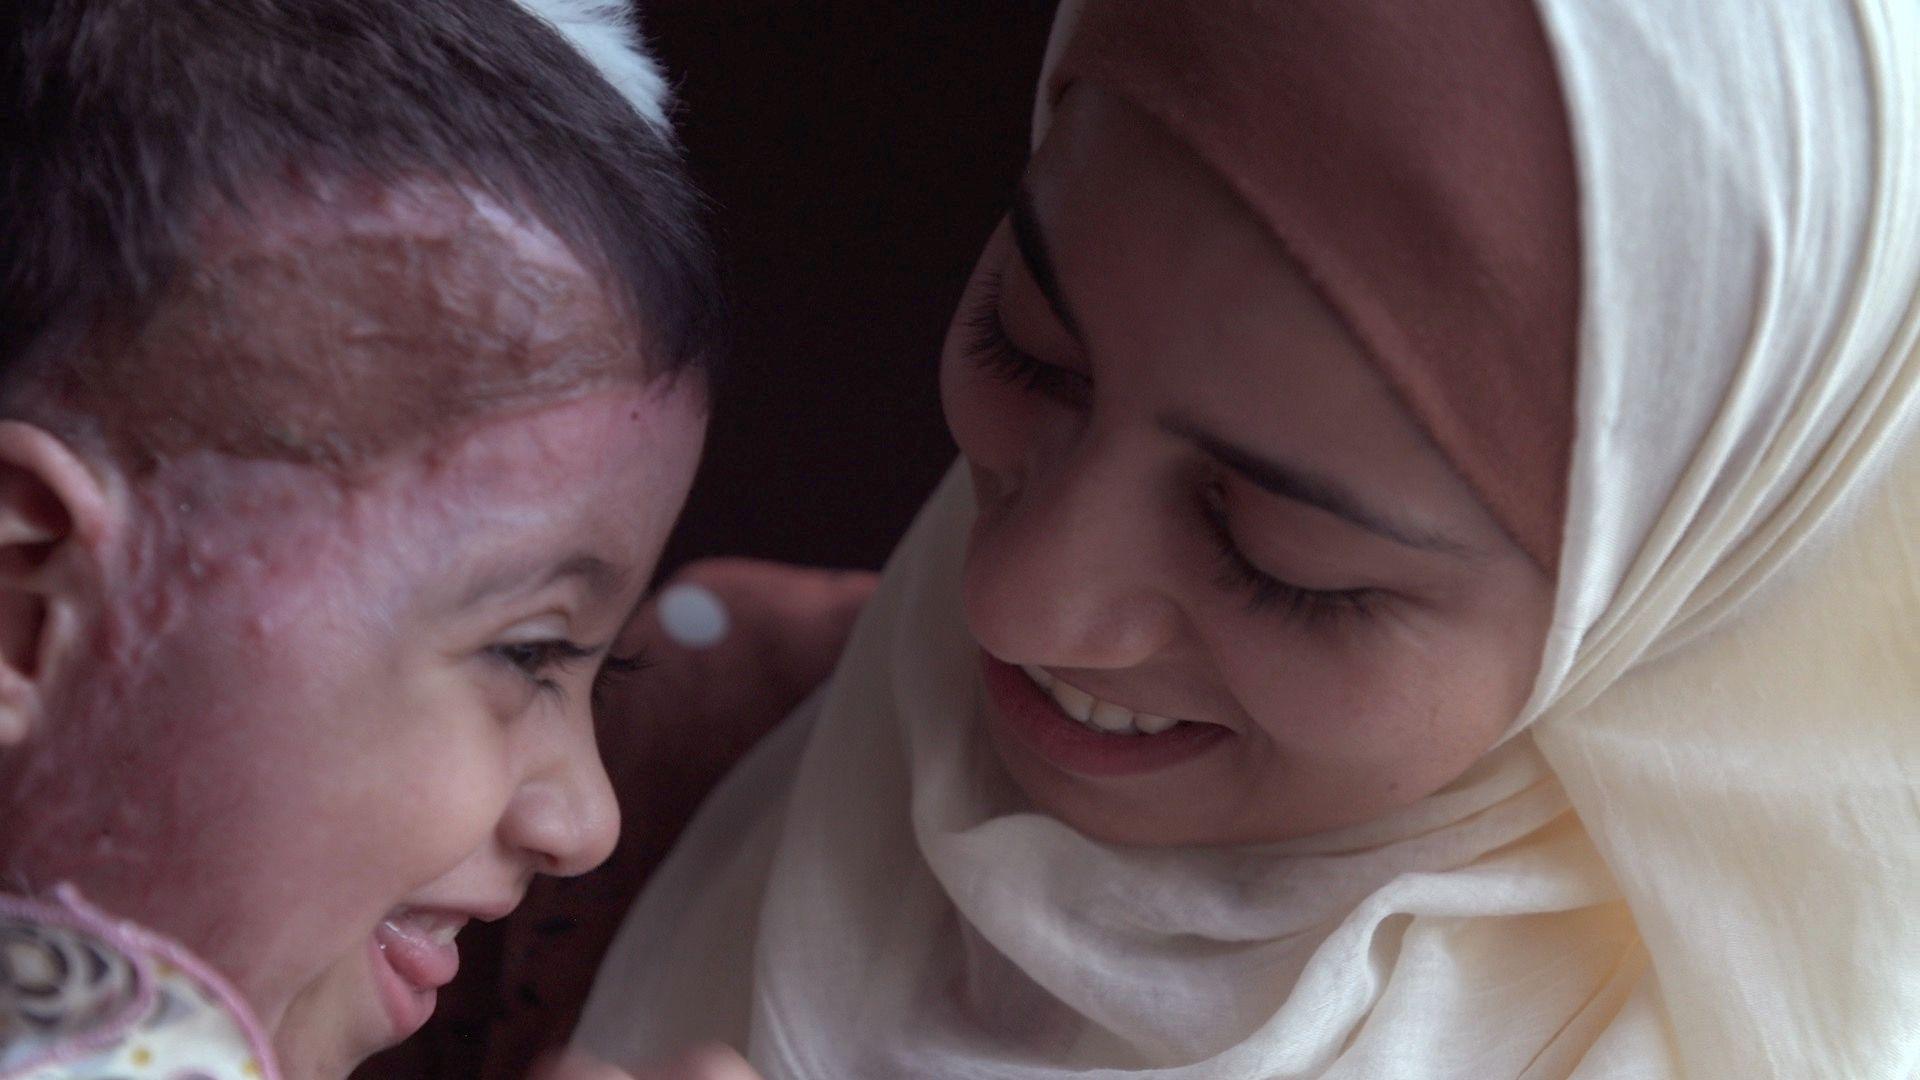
1040,0,1580,567
1021,89,1505,549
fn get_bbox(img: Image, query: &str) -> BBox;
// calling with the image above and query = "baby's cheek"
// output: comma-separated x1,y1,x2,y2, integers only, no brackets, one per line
333,672,522,875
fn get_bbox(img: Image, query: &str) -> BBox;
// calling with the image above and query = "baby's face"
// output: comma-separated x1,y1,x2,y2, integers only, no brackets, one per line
33,386,701,1076
940,86,1554,847
0,182,706,1077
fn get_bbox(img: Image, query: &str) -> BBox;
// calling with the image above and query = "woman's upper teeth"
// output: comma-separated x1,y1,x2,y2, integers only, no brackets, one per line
1020,664,1180,735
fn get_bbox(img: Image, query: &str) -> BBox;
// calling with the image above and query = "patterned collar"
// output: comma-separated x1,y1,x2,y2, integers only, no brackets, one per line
0,886,281,1080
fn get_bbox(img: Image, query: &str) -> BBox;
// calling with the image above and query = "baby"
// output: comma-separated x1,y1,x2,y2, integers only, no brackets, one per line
0,0,728,1077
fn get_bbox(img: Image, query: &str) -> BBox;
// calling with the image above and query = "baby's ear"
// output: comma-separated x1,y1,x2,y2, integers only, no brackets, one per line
0,421,112,746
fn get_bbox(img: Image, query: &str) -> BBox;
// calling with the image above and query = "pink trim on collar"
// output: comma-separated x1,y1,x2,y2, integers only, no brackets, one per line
0,884,283,1080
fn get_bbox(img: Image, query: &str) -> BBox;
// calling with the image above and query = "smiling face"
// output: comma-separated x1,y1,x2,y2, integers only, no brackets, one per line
9,387,702,1077
941,86,1554,847
0,182,707,1078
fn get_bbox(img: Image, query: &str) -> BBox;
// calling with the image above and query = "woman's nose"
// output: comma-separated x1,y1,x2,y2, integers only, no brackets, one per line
498,718,621,878
962,442,1180,671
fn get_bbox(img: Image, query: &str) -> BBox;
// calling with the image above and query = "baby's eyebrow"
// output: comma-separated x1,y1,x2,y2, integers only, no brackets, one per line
461,552,630,607
547,553,629,595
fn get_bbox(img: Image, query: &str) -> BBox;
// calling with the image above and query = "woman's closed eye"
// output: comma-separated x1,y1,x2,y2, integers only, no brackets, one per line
1199,481,1381,627
964,269,1091,408
964,269,1380,629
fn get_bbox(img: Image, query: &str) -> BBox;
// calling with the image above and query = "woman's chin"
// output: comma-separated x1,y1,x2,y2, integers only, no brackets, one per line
979,706,1227,847
979,706,1382,848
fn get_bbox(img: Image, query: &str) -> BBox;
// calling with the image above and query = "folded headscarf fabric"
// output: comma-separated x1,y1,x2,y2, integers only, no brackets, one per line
576,1,1920,1076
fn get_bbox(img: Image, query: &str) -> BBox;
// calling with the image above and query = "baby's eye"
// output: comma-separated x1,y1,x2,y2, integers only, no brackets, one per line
489,639,595,688
591,648,653,711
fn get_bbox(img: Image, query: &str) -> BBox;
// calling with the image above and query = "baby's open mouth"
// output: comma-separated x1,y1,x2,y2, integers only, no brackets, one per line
370,908,467,1039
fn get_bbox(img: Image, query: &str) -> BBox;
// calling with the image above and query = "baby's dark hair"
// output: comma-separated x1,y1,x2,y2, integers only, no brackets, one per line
1,0,723,467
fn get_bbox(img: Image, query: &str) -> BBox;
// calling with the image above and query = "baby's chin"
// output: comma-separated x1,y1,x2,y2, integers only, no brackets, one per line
270,944,413,1080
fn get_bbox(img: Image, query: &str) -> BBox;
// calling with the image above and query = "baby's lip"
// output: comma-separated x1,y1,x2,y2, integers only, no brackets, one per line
372,890,523,989
375,909,467,992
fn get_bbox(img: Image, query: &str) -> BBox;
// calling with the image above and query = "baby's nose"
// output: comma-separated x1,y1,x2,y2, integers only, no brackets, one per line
501,736,621,877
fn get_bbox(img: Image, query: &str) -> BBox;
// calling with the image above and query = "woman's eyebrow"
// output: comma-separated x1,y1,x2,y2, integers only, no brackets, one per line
1161,416,1477,557
1009,185,1086,343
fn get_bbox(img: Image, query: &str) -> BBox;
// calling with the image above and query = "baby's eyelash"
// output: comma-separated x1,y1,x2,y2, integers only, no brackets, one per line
490,639,596,694
591,648,652,710
597,650,653,679
963,270,1091,407
1197,484,1379,626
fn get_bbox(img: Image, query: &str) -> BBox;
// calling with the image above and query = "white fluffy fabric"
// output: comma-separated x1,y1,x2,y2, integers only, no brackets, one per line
508,0,670,133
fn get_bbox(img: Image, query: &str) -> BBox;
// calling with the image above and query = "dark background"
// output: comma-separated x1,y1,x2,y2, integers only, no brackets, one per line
653,4,1059,576
357,6,1057,1076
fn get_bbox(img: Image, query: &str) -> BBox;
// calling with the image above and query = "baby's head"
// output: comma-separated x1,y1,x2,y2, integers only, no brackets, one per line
0,0,715,1075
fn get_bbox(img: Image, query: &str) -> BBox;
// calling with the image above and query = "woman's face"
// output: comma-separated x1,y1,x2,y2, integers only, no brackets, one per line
942,86,1554,847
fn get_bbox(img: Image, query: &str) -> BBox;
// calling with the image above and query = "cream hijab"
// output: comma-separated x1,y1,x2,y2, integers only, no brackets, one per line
576,0,1920,1075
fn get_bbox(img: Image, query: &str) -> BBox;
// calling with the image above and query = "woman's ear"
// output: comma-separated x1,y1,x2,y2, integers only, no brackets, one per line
0,420,113,746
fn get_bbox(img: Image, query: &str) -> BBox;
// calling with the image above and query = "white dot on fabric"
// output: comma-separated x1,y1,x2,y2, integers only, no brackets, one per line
657,582,730,649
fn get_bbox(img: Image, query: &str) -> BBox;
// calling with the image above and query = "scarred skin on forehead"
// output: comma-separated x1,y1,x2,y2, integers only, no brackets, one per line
15,176,672,472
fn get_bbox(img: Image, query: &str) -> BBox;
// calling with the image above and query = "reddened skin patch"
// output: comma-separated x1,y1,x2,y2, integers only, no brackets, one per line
17,178,670,476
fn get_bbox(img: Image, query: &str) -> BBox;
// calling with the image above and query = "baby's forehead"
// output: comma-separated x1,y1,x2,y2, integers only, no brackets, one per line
125,386,699,628
192,177,583,278
71,176,646,473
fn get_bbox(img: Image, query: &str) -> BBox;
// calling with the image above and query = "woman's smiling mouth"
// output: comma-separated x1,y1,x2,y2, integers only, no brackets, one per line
979,651,1231,778
1019,662,1183,735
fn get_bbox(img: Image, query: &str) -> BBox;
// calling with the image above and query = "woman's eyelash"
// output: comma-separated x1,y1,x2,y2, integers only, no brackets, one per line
1198,485,1379,625
963,269,1091,406
960,264,1374,628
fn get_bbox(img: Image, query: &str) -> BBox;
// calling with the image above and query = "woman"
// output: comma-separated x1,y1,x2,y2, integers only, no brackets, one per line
577,0,1919,1076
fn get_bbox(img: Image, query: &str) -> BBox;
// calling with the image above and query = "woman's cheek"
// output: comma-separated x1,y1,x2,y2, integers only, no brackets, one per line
1211,619,1410,751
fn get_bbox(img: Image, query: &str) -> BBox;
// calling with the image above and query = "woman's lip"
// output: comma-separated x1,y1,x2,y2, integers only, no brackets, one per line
979,651,1231,778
